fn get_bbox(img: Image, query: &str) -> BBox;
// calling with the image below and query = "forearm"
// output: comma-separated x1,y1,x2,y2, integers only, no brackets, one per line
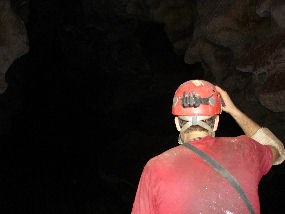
230,108,285,165
229,107,261,137
215,85,285,165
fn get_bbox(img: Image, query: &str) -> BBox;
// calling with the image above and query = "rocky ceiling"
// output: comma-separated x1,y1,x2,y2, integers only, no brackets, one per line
2,0,284,139
0,0,284,213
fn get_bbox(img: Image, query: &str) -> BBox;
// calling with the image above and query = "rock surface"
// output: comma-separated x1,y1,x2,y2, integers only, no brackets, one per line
0,0,29,93
1,0,285,213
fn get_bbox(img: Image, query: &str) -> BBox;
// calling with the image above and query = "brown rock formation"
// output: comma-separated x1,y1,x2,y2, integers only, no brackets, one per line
126,0,285,139
259,71,285,112
0,0,29,93
236,34,285,112
256,0,285,29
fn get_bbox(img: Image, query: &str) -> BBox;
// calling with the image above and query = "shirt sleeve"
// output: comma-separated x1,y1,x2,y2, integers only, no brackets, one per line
251,127,285,165
131,161,157,214
249,137,273,177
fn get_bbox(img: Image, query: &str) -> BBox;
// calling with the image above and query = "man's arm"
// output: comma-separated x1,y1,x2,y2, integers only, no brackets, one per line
215,86,285,165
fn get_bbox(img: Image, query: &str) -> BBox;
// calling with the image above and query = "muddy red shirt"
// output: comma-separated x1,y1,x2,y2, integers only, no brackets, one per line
131,136,272,214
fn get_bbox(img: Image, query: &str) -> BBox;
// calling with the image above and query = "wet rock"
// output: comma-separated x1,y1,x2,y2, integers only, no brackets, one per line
259,71,285,112
256,0,285,28
0,0,29,93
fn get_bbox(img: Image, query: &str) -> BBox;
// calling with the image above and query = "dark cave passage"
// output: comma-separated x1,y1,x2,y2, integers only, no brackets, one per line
0,0,284,213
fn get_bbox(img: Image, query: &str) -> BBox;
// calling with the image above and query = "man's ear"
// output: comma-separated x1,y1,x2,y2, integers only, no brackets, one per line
213,115,219,132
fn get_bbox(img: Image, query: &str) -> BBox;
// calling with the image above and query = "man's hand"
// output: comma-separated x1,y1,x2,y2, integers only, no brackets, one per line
215,85,238,115
215,85,260,137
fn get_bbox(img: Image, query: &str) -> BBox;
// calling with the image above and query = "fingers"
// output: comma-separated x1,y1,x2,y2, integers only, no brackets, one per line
215,85,226,95
215,85,230,99
215,85,230,111
215,85,222,91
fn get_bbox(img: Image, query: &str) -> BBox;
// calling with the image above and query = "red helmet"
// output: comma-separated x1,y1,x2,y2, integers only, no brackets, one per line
172,80,222,116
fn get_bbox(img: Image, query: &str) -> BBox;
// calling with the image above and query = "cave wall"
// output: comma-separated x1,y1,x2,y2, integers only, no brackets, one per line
127,0,285,141
0,0,284,213
2,0,284,138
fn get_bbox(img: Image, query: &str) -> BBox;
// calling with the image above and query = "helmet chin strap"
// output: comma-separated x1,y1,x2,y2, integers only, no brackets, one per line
175,116,215,144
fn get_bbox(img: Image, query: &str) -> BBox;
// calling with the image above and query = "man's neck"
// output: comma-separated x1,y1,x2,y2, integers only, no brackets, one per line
184,131,210,142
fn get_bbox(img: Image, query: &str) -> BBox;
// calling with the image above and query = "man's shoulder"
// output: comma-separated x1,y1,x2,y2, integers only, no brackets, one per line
215,135,253,143
145,146,182,167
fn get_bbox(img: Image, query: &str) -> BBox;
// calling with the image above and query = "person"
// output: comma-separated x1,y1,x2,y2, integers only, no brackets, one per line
131,79,285,214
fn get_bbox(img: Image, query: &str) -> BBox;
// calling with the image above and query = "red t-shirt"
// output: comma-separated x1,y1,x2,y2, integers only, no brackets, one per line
131,136,272,214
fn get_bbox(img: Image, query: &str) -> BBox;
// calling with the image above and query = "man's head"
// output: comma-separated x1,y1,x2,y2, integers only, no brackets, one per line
172,80,222,143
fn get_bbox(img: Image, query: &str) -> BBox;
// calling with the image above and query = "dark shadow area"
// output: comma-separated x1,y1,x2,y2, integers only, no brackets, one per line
0,0,284,213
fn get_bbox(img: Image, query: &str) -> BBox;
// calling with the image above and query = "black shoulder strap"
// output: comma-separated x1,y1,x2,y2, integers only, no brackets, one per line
182,143,255,214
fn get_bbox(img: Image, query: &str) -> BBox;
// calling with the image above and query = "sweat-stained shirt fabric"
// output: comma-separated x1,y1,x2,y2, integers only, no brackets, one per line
131,135,273,214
